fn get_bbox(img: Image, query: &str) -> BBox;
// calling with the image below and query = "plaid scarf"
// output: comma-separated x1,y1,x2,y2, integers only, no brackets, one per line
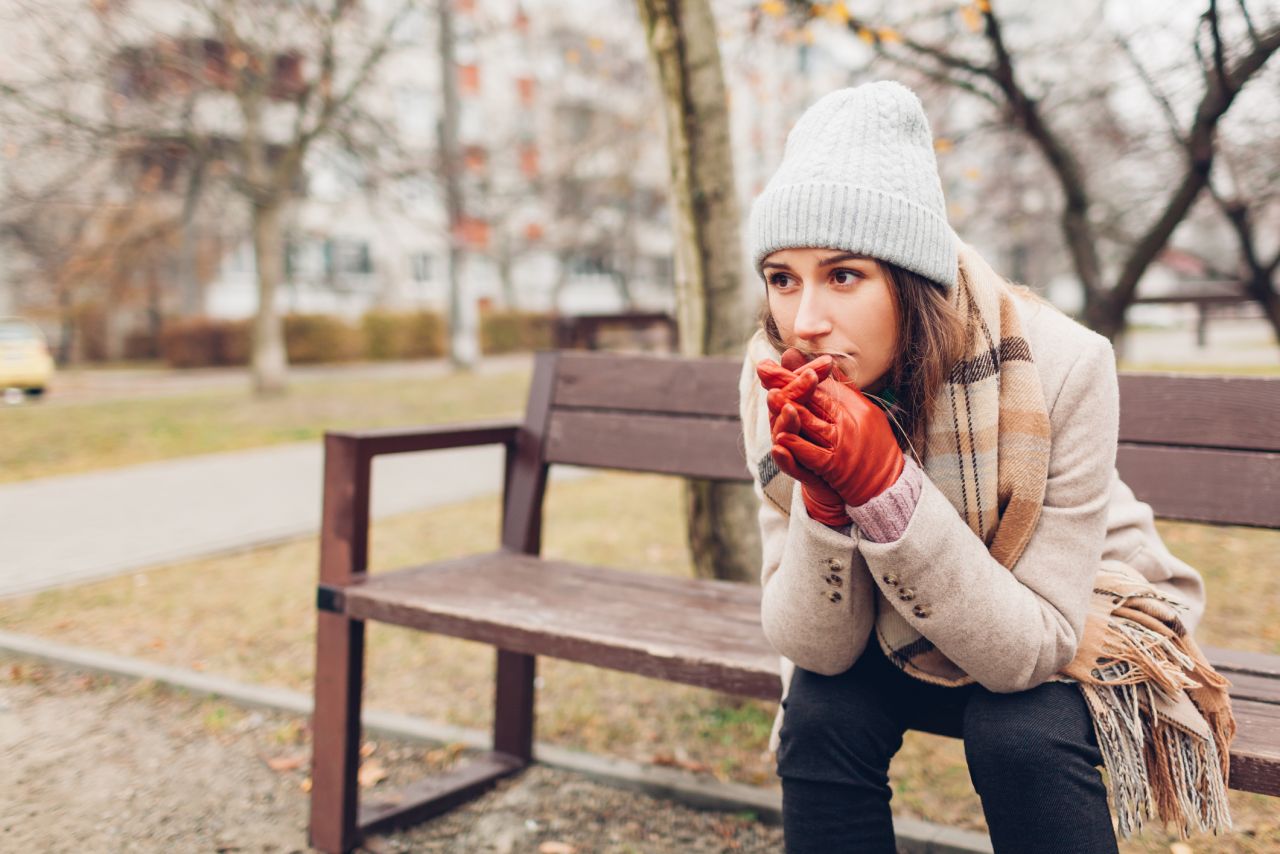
744,244,1235,839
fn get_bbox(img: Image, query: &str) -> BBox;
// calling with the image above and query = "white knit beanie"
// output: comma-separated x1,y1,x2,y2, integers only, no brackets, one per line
748,81,959,289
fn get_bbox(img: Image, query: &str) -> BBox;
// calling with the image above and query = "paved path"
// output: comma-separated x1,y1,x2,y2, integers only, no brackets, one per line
0,441,587,599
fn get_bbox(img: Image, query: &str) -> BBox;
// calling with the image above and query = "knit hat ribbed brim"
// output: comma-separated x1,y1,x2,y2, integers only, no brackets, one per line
749,81,959,289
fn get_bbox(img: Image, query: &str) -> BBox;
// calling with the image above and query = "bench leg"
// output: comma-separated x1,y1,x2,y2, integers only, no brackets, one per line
309,611,366,854
494,649,537,760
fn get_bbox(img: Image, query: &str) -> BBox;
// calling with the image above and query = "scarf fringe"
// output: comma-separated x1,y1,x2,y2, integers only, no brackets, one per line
1078,617,1234,840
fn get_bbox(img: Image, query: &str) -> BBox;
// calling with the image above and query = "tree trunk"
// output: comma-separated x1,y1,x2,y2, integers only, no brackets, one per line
56,283,74,366
436,0,476,370
251,199,288,395
1082,289,1127,343
178,156,206,316
1242,270,1280,347
636,0,759,584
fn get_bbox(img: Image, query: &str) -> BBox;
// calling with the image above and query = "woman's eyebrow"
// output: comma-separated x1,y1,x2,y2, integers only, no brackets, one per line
817,252,870,266
761,251,870,272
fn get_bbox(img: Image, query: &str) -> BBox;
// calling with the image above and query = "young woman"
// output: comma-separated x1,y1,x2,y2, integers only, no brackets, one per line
737,81,1235,854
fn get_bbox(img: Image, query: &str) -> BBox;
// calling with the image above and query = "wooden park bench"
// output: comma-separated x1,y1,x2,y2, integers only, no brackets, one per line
307,350,1280,853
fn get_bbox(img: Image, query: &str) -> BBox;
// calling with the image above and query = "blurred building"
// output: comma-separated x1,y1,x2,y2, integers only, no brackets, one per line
176,0,678,322
0,0,681,359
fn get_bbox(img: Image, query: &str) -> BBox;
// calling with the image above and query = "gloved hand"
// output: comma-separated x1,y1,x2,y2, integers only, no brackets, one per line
755,350,849,527
757,348,905,510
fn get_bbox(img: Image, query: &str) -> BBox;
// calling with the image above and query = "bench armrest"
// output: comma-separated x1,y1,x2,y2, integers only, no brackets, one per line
324,418,522,457
319,418,524,585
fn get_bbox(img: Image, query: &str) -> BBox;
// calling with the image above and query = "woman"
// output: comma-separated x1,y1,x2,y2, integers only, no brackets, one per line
738,81,1234,854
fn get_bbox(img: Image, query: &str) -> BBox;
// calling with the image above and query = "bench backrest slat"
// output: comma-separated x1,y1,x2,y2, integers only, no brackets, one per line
1117,445,1280,527
546,410,750,482
551,352,741,417
1117,374,1280,452
526,352,1280,531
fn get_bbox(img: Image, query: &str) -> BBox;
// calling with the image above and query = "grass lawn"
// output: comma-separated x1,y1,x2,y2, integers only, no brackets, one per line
2,469,1278,851
0,367,533,484
1119,361,1279,376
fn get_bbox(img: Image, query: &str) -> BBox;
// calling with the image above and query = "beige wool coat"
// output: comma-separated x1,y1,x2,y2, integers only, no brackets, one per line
738,290,1208,754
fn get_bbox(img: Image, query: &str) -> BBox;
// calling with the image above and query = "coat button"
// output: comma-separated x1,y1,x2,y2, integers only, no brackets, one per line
897,588,916,602
912,604,932,619
881,573,899,587
826,574,843,588
828,591,842,603
826,558,843,571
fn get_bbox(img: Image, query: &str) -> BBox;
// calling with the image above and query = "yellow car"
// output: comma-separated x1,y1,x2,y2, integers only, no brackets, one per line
0,317,55,398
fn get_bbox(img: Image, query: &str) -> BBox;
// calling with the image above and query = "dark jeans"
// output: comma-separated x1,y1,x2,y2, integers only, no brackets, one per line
776,640,1118,854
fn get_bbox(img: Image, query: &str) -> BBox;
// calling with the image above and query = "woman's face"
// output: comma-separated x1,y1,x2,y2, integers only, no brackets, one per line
762,247,900,394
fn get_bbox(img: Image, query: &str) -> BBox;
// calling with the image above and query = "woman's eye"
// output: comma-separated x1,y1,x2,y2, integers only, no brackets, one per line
832,269,862,286
768,273,793,289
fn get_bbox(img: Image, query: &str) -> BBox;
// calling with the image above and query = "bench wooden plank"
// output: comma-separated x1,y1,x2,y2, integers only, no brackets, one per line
342,552,781,700
1117,374,1280,452
1204,646,1280,680
552,352,741,417
1227,698,1280,795
1222,670,1280,706
1116,445,1280,528
545,410,750,482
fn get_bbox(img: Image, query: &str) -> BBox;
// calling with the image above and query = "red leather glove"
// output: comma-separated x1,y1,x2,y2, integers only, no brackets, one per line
755,351,849,527
758,348,905,509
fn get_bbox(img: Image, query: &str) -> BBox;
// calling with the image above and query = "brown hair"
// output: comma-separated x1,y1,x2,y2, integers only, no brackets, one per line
758,260,968,465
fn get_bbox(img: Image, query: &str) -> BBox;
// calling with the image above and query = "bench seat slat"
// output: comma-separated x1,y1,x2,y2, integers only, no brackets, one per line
1228,699,1280,795
1220,670,1280,705
1204,646,1280,680
342,551,780,699
340,552,1280,794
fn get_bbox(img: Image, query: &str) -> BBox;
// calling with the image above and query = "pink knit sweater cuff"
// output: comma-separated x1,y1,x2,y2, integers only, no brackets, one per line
846,455,923,543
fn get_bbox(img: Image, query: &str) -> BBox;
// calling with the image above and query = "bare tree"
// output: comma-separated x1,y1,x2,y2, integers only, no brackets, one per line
1121,29,1280,342
783,0,1280,340
1,0,419,393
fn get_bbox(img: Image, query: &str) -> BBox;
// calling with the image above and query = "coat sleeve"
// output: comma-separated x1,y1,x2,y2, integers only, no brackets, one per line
856,336,1119,693
754,477,878,675
739,348,877,676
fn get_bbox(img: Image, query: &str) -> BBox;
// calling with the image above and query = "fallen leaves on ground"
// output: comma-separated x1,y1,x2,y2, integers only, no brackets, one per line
651,748,712,775
263,753,306,772
538,842,577,854
358,760,388,788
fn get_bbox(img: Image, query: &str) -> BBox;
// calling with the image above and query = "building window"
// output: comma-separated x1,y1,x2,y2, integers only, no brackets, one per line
516,76,535,105
519,143,538,178
454,217,489,250
411,253,433,282
330,239,373,275
463,144,487,174
569,255,613,276
458,63,480,95
395,86,436,142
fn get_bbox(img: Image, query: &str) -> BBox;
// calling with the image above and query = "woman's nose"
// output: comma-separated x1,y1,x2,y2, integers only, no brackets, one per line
792,286,832,340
